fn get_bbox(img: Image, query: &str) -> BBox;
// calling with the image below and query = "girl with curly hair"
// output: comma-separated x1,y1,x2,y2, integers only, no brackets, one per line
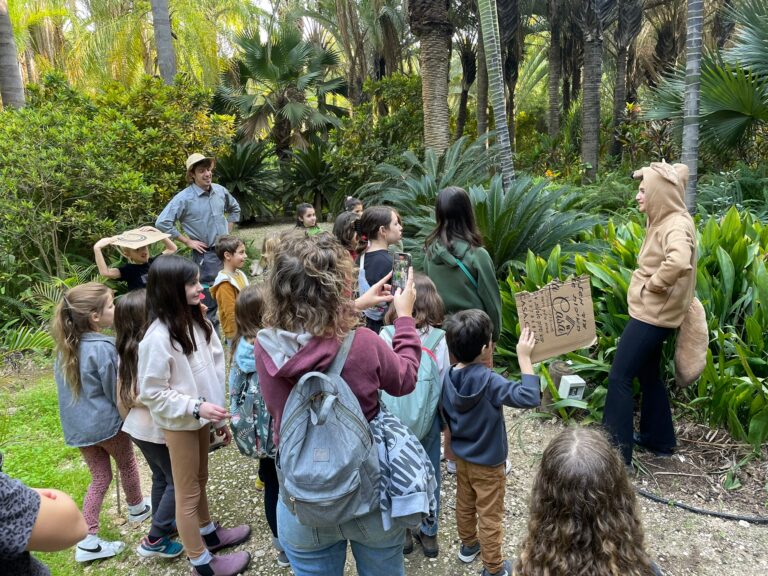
514,427,662,576
254,230,424,576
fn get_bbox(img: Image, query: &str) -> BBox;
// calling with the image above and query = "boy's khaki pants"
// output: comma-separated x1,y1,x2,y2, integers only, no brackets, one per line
165,426,211,559
455,456,506,574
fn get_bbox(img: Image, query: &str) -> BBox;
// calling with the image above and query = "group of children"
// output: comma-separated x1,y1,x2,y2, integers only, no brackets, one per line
44,194,660,576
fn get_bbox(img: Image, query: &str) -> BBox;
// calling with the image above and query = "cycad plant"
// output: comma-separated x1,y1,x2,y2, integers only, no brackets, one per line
215,25,347,160
215,141,278,220
357,136,598,274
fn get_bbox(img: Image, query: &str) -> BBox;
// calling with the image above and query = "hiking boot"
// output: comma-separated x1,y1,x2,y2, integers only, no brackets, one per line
481,559,512,576
414,530,439,558
137,535,184,558
458,541,481,563
633,432,674,457
403,529,414,554
190,551,251,576
203,523,251,552
276,550,290,568
75,535,126,562
128,496,152,523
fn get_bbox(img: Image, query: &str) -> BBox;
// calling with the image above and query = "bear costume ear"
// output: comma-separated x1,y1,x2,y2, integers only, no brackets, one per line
649,160,681,186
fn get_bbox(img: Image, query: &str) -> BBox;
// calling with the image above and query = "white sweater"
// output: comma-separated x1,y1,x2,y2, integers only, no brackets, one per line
138,319,226,431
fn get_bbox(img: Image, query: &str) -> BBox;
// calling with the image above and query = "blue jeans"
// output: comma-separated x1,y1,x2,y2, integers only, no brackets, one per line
419,412,441,537
277,499,405,576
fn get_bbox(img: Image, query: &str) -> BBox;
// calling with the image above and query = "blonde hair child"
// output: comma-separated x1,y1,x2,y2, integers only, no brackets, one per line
52,282,150,563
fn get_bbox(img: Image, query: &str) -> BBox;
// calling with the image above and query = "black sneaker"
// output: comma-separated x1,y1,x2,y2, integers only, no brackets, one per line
633,432,674,457
458,541,481,563
414,531,439,558
403,529,414,554
481,559,512,576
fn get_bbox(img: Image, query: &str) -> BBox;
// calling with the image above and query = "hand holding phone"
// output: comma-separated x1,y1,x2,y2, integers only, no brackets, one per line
392,252,412,293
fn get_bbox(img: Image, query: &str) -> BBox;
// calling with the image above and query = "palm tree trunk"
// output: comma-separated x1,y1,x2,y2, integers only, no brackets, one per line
455,89,470,138
150,0,177,85
610,45,628,157
0,0,25,108
681,0,703,212
476,19,488,135
547,0,561,138
581,33,602,182
420,29,451,155
477,0,515,188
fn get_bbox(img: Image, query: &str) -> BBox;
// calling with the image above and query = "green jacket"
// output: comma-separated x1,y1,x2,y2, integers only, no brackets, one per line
423,240,502,341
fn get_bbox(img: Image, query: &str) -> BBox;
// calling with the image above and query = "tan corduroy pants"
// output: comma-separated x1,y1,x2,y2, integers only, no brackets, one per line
455,456,506,574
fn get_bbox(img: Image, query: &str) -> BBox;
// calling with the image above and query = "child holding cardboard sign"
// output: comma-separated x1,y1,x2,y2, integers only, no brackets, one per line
94,226,178,291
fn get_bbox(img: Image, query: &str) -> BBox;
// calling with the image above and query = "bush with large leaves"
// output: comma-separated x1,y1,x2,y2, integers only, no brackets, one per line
284,142,339,214
358,136,598,275
497,209,768,449
215,142,279,221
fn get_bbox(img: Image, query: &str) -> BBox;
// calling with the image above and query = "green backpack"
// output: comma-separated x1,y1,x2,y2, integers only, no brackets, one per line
229,368,275,459
379,326,444,440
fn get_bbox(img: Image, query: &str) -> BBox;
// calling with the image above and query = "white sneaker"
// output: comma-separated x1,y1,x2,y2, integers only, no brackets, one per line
505,459,512,476
127,496,152,523
446,460,457,474
75,534,126,562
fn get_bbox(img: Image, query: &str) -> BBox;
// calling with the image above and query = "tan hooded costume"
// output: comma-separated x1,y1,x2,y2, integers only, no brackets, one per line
626,161,697,328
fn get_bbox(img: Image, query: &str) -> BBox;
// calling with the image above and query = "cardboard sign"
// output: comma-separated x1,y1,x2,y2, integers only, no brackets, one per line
111,228,170,249
514,276,597,363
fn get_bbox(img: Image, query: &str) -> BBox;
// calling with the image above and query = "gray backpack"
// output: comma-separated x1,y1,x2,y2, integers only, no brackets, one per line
276,331,380,527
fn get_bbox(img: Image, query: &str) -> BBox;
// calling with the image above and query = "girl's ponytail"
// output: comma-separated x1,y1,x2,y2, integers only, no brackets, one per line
51,283,112,400
354,205,396,255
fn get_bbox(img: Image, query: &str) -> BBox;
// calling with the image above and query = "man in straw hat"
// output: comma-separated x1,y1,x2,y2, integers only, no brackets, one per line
156,153,241,330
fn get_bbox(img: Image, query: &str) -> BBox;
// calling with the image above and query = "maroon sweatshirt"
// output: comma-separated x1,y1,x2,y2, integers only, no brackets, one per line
254,317,421,447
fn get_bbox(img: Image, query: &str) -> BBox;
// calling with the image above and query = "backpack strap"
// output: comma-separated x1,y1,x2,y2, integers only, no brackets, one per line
326,330,356,377
453,256,479,290
421,328,445,353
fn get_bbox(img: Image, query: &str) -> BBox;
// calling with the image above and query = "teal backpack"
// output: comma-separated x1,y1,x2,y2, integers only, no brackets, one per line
379,326,445,440
230,368,275,459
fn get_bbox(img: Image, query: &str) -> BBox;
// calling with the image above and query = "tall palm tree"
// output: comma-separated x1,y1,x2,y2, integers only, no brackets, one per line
577,0,615,182
547,0,561,138
149,0,176,84
610,0,642,157
216,26,346,160
681,0,703,211
0,0,25,107
454,33,476,140
477,0,515,188
409,0,452,155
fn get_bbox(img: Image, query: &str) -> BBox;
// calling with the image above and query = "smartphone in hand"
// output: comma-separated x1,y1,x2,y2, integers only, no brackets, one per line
392,252,412,293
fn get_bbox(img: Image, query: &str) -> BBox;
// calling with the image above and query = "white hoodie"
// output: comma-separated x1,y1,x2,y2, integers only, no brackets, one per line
138,319,226,431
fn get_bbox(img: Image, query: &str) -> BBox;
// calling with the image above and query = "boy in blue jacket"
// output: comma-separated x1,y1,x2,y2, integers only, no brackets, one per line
441,310,539,576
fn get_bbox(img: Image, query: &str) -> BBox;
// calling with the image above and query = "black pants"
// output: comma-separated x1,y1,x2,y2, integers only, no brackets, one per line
602,318,675,464
132,437,176,539
260,457,279,538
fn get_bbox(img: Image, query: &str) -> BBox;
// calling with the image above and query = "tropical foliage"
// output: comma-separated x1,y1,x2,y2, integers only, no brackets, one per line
497,209,768,450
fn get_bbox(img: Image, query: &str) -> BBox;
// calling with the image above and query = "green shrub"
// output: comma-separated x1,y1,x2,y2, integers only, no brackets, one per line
0,73,234,280
327,74,424,196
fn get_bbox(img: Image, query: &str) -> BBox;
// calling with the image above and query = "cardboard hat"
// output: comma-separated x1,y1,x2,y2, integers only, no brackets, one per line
111,227,171,249
185,153,215,172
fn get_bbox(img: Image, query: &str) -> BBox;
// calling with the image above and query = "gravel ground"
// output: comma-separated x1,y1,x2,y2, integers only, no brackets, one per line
93,409,768,576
